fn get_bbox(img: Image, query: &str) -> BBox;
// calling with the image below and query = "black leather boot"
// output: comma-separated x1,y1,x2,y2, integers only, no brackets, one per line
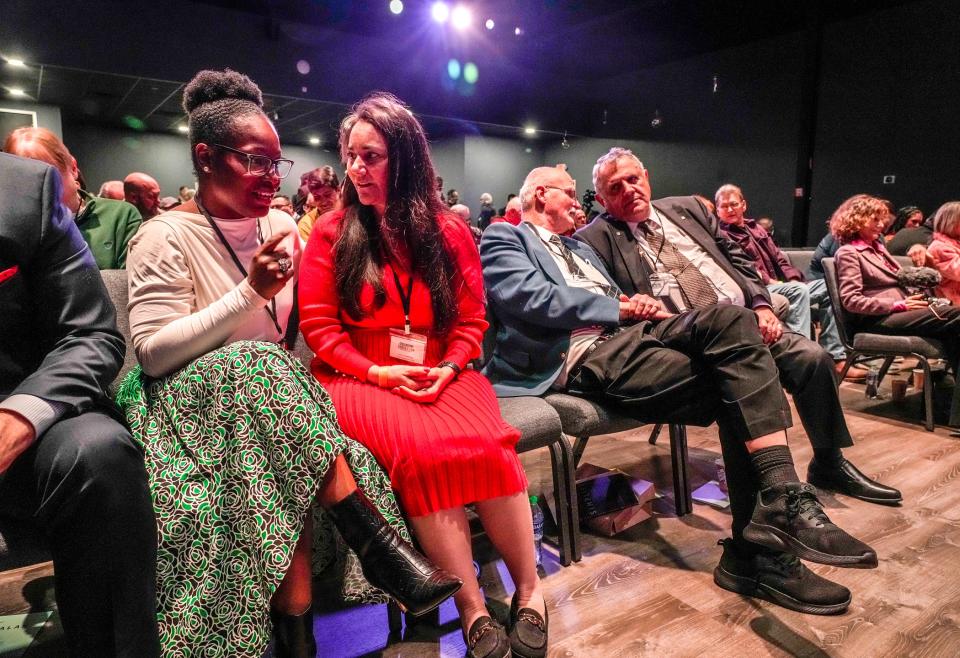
326,489,462,615
270,608,317,658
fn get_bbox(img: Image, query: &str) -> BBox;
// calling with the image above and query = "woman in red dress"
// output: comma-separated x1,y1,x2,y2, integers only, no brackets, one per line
300,93,547,658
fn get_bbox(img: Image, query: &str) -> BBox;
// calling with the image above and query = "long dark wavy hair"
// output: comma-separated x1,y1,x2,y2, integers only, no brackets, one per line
335,92,458,334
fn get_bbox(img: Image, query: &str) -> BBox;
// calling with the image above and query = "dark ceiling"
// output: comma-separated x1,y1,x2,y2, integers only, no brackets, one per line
0,0,918,145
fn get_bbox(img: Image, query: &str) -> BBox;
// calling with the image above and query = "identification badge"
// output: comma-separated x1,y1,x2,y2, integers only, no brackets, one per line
389,328,428,364
649,273,676,298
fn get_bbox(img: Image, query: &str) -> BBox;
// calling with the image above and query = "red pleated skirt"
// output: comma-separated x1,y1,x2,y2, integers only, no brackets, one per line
315,331,527,516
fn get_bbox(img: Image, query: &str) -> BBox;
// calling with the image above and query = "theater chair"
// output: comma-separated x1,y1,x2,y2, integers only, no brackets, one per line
823,257,951,431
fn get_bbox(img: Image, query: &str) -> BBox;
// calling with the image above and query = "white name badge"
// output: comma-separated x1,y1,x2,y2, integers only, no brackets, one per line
389,328,428,365
649,272,677,298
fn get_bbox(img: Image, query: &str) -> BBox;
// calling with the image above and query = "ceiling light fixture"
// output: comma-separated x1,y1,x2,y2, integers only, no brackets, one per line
389,0,404,15
431,2,449,23
451,5,471,30
177,125,188,133
485,19,494,30
9,88,26,97
524,126,536,136
7,58,26,67
309,136,321,146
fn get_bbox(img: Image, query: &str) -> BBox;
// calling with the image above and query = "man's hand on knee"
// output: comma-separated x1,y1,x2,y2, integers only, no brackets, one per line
754,307,783,345
0,410,36,474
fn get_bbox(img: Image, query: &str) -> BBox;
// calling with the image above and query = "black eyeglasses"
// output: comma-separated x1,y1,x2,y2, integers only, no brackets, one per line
213,144,294,179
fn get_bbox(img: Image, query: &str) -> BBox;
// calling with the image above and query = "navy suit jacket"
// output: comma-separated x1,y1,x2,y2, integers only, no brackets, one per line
479,221,621,396
573,196,771,308
0,153,124,416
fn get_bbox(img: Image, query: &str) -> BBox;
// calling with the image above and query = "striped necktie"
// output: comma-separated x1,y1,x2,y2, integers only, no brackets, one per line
639,222,718,308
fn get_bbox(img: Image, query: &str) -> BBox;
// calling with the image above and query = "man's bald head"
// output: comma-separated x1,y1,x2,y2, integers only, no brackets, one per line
519,166,579,234
98,180,124,200
124,172,161,219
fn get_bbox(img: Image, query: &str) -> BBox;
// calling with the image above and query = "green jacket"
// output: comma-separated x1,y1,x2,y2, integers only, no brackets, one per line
75,190,143,269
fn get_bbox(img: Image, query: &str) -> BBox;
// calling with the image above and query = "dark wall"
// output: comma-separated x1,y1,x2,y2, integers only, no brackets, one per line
808,0,960,244
63,122,341,198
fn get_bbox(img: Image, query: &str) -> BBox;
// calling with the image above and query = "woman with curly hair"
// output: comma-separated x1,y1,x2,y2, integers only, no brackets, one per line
831,194,960,374
116,70,458,657
300,93,548,658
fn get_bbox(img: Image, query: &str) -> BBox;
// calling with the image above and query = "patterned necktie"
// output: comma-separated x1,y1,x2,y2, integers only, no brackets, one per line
639,221,718,308
548,235,621,299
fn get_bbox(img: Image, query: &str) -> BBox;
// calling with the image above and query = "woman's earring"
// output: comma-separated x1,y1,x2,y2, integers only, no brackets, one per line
203,166,211,173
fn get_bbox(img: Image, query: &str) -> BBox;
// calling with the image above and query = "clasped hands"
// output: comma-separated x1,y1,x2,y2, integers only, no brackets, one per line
618,293,672,322
368,364,457,404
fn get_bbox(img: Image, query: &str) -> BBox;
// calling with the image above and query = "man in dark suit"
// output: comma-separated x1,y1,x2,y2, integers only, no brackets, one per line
481,164,876,615
0,153,159,656
575,147,900,506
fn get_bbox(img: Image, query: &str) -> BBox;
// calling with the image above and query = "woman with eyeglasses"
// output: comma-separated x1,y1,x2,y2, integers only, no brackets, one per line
117,70,459,658
299,93,547,658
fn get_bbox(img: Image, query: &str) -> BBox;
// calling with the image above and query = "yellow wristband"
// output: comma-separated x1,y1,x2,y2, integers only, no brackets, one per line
378,366,389,388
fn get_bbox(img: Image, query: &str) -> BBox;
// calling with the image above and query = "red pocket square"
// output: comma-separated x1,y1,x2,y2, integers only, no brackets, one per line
0,265,20,284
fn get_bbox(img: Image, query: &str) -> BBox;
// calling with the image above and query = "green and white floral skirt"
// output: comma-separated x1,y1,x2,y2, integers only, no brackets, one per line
115,340,408,657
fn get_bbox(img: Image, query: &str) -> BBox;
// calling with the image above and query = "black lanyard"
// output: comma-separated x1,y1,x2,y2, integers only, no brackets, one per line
195,195,284,338
391,267,415,334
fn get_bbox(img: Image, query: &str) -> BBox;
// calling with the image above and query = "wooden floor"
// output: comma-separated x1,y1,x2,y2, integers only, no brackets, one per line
5,372,960,657
341,373,960,658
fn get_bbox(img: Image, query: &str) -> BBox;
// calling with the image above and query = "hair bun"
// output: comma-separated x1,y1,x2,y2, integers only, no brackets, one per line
182,69,263,114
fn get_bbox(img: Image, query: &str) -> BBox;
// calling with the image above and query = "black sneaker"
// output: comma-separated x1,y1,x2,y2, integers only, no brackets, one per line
743,482,878,568
713,539,851,615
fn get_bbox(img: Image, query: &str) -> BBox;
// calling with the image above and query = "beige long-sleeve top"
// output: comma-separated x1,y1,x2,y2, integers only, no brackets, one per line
126,209,301,377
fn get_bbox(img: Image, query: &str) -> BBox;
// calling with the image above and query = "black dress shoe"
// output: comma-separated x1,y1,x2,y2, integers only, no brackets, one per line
464,615,510,658
508,592,548,658
743,482,878,569
326,490,462,616
713,539,851,615
808,458,903,505
270,608,317,658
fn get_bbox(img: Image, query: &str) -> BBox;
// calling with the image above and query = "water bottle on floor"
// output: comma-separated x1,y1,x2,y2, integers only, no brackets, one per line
865,368,879,398
530,495,543,568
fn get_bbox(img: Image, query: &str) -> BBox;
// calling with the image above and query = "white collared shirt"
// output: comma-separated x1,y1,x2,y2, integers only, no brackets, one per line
525,222,606,389
627,208,744,311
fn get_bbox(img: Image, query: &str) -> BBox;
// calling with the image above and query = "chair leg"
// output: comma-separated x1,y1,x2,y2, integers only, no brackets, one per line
876,356,895,386
546,441,572,566
647,423,663,445
669,424,692,516
556,434,581,563
838,351,860,380
387,600,403,639
572,435,589,467
920,357,935,431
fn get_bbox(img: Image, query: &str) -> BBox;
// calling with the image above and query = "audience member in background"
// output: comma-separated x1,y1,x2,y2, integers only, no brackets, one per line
833,194,960,382
925,202,960,306
300,92,546,658
451,202,482,244
4,127,142,269
885,205,924,239
478,192,496,230
117,71,458,658
124,172,161,221
484,163,879,619
572,207,588,232
446,188,460,207
292,168,321,217
757,216,777,244
158,196,179,211
98,179,124,199
714,184,862,380
887,206,933,265
178,185,195,203
806,229,839,281
296,165,341,242
0,152,160,656
270,193,294,217
491,195,522,226
498,192,517,216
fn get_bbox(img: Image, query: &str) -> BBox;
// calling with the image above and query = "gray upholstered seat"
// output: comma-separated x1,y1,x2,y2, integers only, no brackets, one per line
541,392,643,438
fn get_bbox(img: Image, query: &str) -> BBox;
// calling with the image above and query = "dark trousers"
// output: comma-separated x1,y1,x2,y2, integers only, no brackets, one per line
858,306,960,367
768,331,853,451
0,410,160,657
567,304,793,540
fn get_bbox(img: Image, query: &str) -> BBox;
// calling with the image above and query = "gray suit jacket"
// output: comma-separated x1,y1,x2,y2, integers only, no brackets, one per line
0,153,124,416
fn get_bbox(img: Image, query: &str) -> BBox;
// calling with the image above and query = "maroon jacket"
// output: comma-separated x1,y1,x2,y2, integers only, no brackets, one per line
719,218,804,284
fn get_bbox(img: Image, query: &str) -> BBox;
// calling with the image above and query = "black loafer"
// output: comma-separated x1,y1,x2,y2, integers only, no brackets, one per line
464,615,510,658
743,482,878,569
508,592,548,658
713,538,851,615
808,458,903,505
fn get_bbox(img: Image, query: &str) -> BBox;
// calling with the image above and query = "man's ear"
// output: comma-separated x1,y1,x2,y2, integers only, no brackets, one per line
594,191,607,209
